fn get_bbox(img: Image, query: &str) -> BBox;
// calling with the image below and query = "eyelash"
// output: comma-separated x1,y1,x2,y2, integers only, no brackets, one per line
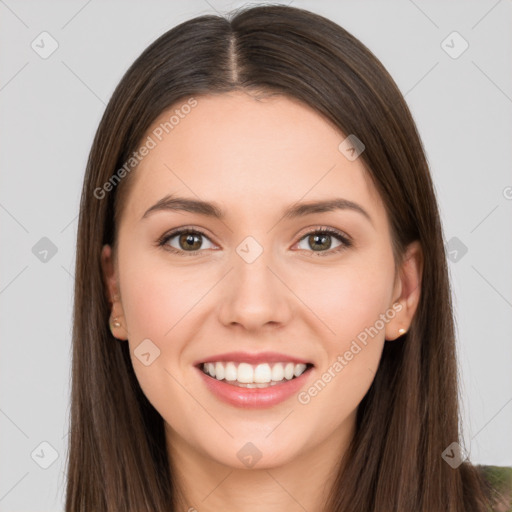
156,226,352,257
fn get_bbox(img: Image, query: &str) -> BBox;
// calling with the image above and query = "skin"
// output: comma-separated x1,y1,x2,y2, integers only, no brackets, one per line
101,91,423,512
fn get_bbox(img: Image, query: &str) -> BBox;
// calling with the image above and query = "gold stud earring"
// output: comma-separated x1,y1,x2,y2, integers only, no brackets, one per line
398,328,406,336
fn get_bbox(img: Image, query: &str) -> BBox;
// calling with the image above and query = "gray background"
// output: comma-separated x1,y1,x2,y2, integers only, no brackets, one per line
1,0,511,510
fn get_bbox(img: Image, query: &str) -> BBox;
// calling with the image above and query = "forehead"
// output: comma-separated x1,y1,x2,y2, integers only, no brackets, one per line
122,91,384,223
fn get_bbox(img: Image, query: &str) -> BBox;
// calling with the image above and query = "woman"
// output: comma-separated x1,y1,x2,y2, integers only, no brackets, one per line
65,4,501,511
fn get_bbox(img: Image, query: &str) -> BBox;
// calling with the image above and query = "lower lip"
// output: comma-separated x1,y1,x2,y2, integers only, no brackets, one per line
196,366,314,409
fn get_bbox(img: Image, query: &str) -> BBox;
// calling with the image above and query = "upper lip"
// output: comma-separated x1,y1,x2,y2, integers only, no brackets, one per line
194,351,314,367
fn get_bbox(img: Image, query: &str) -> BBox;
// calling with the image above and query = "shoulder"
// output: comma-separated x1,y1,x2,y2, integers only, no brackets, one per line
475,465,512,511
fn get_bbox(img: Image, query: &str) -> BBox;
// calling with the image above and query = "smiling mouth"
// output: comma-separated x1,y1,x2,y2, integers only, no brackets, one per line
197,361,315,388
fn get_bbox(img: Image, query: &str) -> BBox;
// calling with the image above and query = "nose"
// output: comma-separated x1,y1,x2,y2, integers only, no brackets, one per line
217,246,293,331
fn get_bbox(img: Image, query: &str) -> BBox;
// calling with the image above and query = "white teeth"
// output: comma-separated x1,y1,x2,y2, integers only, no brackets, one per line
201,361,310,385
284,362,294,380
224,362,237,381
271,363,284,382
237,363,254,383
254,363,271,383
294,363,307,377
215,362,225,381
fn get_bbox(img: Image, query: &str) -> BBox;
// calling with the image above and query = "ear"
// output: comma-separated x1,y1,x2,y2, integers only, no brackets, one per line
101,244,128,340
385,240,423,341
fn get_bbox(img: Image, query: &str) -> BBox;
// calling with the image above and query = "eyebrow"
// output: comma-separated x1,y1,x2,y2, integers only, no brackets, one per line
141,194,373,226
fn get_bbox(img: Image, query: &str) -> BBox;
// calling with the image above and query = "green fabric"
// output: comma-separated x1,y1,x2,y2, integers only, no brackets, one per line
477,465,512,511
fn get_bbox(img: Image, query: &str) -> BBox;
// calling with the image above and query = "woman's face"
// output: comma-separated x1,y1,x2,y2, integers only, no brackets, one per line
102,91,420,469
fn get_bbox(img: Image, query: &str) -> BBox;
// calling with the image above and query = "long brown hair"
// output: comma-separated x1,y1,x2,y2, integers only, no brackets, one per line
66,5,491,511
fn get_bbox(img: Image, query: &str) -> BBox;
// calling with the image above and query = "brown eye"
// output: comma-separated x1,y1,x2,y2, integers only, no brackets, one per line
159,229,216,254
178,232,203,251
295,228,351,256
306,233,333,251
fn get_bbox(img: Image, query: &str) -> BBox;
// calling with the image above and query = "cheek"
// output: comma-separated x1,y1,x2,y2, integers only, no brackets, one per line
117,251,202,422
296,257,395,343
295,250,395,398
119,248,204,343
115,248,191,386
294,275,392,434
